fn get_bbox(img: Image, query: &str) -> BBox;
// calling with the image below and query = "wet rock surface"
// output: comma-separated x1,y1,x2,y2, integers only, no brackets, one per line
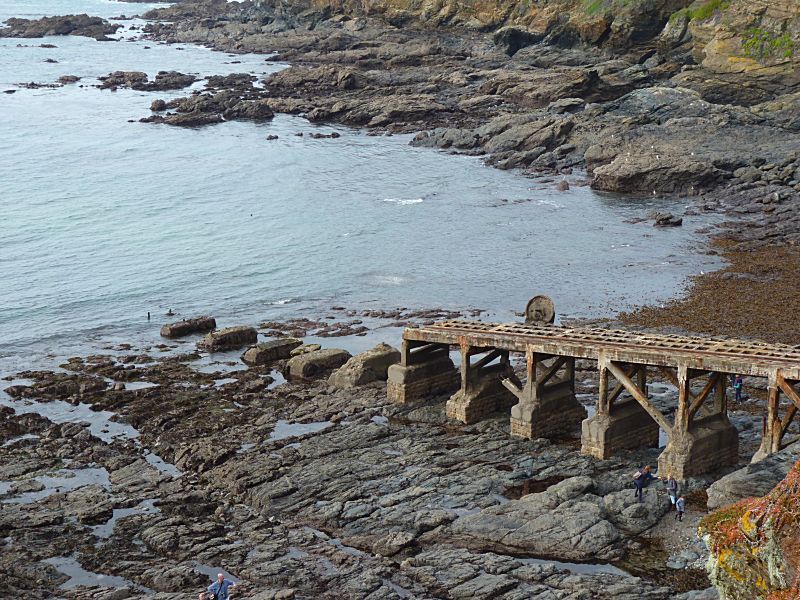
98,70,198,92
0,14,121,41
0,324,741,599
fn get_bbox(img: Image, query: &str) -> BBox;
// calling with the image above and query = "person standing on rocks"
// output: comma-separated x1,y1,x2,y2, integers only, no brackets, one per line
675,495,686,521
206,573,237,600
633,465,657,502
733,375,744,402
663,472,679,509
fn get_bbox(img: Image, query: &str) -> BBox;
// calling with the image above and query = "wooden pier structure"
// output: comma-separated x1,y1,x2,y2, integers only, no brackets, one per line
387,320,800,479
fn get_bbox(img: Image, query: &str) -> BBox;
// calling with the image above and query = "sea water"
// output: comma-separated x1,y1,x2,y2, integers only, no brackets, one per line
0,0,722,373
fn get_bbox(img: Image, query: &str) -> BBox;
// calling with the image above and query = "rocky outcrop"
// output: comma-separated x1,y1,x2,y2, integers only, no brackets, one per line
0,14,121,41
197,326,257,351
160,316,216,338
444,475,669,561
700,459,800,600
285,348,352,381
706,442,800,510
98,70,197,91
241,338,302,366
328,343,400,389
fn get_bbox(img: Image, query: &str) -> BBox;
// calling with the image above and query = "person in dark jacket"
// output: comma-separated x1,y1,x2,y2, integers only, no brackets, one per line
733,375,744,401
633,465,657,502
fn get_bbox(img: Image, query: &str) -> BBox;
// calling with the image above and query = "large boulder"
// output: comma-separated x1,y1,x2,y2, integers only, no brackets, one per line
197,326,257,352
286,348,352,381
706,441,800,510
328,343,400,389
241,338,302,366
160,316,216,338
443,475,668,561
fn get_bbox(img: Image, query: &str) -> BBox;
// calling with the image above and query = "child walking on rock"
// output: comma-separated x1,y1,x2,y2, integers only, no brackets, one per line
675,496,686,521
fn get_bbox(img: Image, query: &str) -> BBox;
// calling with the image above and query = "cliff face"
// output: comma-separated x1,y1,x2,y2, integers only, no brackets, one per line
700,460,800,600
255,0,694,47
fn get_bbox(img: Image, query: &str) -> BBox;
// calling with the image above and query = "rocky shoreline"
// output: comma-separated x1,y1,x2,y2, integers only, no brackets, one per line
5,307,769,599
3,1,800,598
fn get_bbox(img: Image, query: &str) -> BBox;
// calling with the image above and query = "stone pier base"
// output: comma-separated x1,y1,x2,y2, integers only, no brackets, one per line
387,350,459,404
510,381,587,439
446,365,518,424
658,415,739,479
581,400,660,459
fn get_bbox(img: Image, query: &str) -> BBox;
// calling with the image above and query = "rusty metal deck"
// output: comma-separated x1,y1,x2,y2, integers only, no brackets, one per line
404,320,800,379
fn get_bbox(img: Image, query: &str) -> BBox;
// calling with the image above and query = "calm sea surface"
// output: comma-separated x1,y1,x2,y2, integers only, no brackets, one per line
0,0,722,373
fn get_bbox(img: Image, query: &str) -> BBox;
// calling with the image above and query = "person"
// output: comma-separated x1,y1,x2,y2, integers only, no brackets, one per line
633,465,657,502
663,472,679,509
675,495,686,521
733,375,744,401
207,573,237,600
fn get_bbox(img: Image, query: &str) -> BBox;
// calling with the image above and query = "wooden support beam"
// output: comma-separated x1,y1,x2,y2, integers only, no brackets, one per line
777,373,800,411
538,356,568,387
472,349,502,372
501,377,523,399
608,365,638,406
779,405,798,441
658,366,680,390
688,373,720,421
606,360,671,432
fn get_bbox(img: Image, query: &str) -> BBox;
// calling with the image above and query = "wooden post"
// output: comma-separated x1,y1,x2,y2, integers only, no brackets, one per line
637,365,647,399
460,344,470,393
714,372,727,415
598,357,609,415
675,364,690,431
766,371,781,455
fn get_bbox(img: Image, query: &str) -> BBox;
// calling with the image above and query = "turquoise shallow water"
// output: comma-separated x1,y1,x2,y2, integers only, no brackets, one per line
0,0,722,372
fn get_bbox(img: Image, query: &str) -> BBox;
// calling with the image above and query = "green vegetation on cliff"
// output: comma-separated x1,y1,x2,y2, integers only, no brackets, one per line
742,28,797,61
669,0,729,24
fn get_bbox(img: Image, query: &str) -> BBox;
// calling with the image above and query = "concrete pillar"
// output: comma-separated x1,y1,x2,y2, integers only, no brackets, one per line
658,414,739,479
447,348,519,424
581,399,660,459
386,341,459,404
510,355,586,439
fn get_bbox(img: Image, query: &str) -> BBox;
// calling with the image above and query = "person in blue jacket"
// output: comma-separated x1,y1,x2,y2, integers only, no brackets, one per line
633,465,657,502
206,573,237,600
733,375,744,401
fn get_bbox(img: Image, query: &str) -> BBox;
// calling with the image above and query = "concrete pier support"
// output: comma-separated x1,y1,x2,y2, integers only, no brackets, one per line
658,414,739,479
446,347,519,424
658,368,738,477
507,351,586,439
387,341,459,404
582,399,660,459
581,360,660,459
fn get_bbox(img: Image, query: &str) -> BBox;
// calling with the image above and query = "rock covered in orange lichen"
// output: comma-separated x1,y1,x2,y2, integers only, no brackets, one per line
699,460,800,600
